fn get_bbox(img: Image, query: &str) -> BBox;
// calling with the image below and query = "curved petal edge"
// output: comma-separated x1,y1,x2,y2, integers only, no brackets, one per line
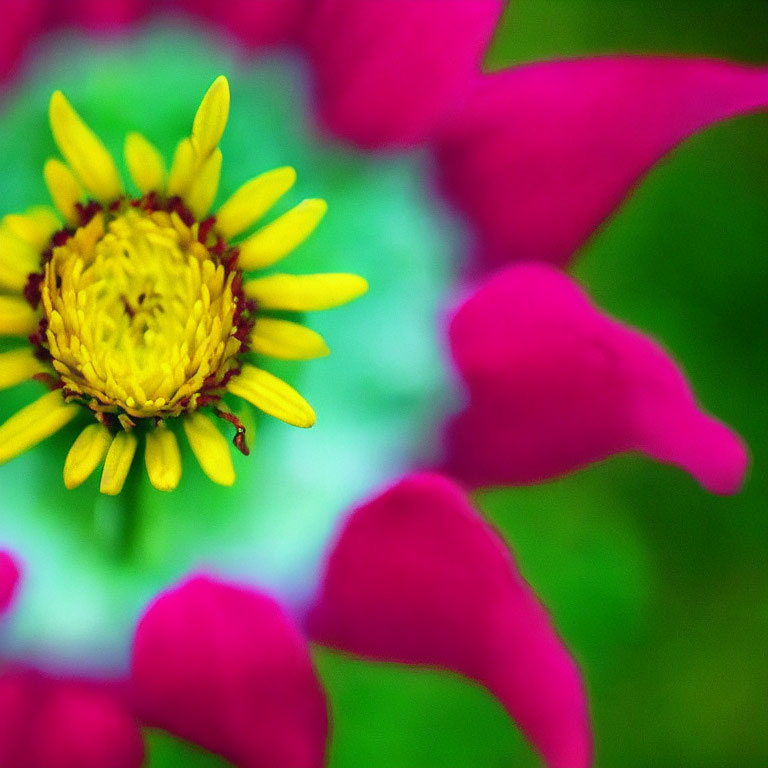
436,57,768,268
443,263,748,493
308,472,592,768
131,575,328,768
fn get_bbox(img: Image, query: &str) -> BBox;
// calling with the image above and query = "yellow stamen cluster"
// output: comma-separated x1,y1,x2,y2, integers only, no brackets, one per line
43,209,241,421
0,76,368,494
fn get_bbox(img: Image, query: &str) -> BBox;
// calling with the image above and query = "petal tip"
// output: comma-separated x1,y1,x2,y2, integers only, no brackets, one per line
349,274,369,300
212,73,230,91
214,471,236,487
48,89,66,112
684,416,749,495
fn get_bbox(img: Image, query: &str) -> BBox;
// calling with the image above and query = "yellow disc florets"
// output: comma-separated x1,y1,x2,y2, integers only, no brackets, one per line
39,206,247,424
0,75,368,493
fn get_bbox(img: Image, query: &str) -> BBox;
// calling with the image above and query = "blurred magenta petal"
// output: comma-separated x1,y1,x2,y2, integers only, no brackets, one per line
444,264,748,493
305,0,503,147
308,473,591,768
437,58,768,268
132,576,327,768
0,670,143,768
166,0,306,48
0,551,20,616
0,0,46,81
45,0,150,30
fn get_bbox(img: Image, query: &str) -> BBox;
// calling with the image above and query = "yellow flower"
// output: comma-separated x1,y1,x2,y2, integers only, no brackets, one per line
0,76,367,494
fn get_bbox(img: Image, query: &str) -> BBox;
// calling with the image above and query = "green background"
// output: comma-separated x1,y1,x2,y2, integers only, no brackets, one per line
0,1,766,766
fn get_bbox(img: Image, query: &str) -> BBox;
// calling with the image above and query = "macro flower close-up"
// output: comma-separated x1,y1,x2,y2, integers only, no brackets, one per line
0,1,766,767
1,73,366,493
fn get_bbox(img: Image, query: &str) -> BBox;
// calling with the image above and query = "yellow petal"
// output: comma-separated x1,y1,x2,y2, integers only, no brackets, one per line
244,273,368,311
49,91,123,203
238,198,327,270
186,148,222,220
227,364,315,428
125,132,167,195
192,75,230,159
215,166,297,240
44,158,84,226
3,207,60,250
145,424,182,491
183,411,235,486
100,430,138,495
167,138,196,198
0,226,39,293
0,349,44,390
0,296,39,336
0,390,79,465
249,318,330,360
63,423,112,489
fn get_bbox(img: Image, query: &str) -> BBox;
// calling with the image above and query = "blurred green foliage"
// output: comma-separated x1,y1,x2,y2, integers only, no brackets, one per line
488,0,768,66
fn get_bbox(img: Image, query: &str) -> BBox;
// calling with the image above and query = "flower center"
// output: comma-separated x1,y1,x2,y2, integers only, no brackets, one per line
33,202,251,425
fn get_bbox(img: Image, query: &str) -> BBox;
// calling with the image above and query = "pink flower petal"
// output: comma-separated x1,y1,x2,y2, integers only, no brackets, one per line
436,58,768,268
305,0,503,147
164,0,306,48
0,0,47,81
45,0,150,30
308,473,592,768
0,551,20,617
131,576,327,768
443,263,748,493
0,669,143,768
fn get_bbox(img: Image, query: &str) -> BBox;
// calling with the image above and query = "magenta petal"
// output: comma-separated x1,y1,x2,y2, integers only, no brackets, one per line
131,576,327,768
305,0,503,147
0,670,143,768
437,58,768,268
444,263,748,493
308,473,592,768
45,0,150,30
0,551,20,617
0,0,46,81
